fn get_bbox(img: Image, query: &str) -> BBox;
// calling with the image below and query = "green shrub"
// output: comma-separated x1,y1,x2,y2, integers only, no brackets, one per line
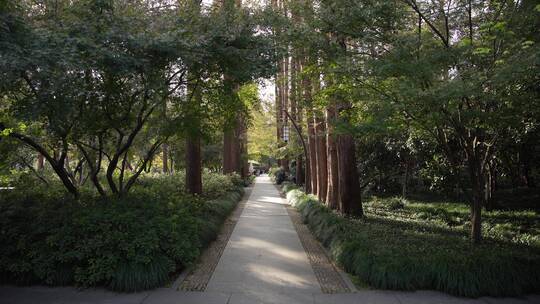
281,181,299,193
245,174,256,186
388,197,406,210
0,172,244,292
284,188,540,297
269,167,287,184
268,167,280,177
137,171,241,200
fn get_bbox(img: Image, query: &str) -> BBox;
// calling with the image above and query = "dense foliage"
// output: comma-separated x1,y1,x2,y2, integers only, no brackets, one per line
0,0,273,197
284,186,540,297
0,173,244,291
270,0,540,243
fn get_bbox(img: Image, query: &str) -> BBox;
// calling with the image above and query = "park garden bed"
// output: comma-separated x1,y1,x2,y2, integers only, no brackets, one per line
0,172,245,292
281,183,540,298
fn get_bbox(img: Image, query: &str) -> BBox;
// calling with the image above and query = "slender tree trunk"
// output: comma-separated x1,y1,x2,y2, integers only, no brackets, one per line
186,136,202,195
223,129,231,173
239,116,249,179
185,77,203,195
307,109,318,195
162,144,169,173
273,0,283,169
402,156,409,198
302,56,317,194
468,156,483,243
290,55,302,185
315,113,327,203
275,71,283,168
304,111,312,193
78,161,84,185
37,153,44,170
234,118,243,175
484,160,497,211
326,104,339,209
282,55,290,172
223,127,236,174
337,132,362,216
296,107,304,186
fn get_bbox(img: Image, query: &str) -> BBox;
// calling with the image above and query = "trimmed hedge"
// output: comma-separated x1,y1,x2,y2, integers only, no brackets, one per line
285,188,540,298
0,174,244,292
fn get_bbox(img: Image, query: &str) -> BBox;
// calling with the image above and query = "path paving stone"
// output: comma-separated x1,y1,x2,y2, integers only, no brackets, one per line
142,289,229,304
179,186,253,291
205,176,322,298
0,286,149,304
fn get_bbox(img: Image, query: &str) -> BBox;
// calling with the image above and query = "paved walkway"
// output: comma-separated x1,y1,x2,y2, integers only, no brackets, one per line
1,176,538,304
205,176,320,303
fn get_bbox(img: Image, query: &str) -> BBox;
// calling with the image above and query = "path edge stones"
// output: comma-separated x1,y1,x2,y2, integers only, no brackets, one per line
275,184,356,294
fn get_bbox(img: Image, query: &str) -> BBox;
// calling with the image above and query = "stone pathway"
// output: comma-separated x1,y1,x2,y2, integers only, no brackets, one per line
1,176,539,304
204,176,323,302
179,186,253,291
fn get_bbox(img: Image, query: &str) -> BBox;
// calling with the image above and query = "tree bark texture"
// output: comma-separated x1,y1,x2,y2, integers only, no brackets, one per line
325,104,339,210
315,113,328,203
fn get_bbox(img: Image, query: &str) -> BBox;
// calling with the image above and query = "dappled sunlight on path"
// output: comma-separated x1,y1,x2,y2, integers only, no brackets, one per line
205,176,321,300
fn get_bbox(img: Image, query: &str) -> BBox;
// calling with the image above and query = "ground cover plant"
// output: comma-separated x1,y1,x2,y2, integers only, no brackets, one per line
283,186,540,297
0,172,244,292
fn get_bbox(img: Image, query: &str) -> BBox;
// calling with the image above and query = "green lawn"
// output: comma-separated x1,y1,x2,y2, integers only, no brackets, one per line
283,184,540,297
364,196,539,248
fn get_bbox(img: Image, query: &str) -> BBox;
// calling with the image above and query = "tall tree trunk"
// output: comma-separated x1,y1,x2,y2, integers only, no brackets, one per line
221,0,244,177
239,115,248,179
484,160,497,211
315,113,328,203
334,35,362,216
275,70,283,168
337,132,362,216
273,0,283,169
302,55,317,194
185,78,203,195
402,156,409,198
234,118,243,175
282,55,290,172
295,106,304,186
307,109,318,195
467,154,484,243
223,118,241,175
37,153,44,170
162,144,169,173
326,103,339,210
186,136,202,195
223,128,234,173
